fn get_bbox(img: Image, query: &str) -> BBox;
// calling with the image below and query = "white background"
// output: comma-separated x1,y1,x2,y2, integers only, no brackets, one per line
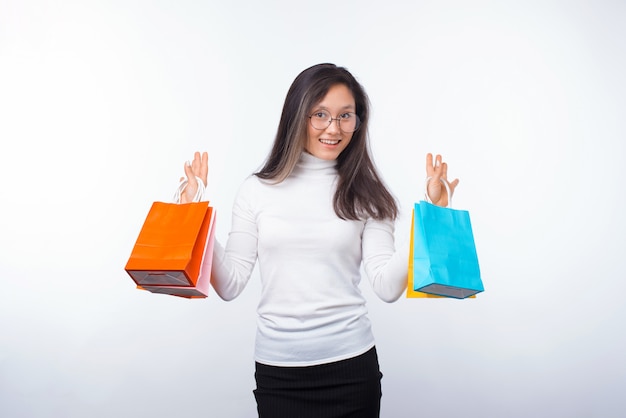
1,1,625,417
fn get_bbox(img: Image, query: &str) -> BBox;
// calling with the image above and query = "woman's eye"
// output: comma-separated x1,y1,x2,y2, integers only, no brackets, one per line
313,111,328,119
340,113,353,120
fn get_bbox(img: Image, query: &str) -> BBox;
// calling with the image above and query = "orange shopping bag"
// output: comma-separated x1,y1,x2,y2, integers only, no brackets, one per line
125,201,215,297
136,206,216,299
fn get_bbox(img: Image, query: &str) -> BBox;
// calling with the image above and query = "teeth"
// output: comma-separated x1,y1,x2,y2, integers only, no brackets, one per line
320,139,339,145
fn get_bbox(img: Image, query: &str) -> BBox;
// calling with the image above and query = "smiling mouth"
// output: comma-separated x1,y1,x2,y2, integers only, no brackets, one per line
319,139,340,145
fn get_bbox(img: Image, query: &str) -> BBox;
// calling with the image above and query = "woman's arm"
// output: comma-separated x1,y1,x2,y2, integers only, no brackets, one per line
363,153,459,302
178,151,257,300
362,217,409,303
210,184,259,301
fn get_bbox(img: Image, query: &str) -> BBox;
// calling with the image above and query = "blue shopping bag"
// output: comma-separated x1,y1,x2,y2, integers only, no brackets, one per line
411,200,483,299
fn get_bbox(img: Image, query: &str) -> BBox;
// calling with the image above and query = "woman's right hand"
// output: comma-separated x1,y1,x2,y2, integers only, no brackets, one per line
180,151,208,203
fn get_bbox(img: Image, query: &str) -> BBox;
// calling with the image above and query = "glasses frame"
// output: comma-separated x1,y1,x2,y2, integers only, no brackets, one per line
307,111,361,133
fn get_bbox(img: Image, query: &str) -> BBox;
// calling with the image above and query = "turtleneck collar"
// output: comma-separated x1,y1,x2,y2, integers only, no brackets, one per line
293,152,338,176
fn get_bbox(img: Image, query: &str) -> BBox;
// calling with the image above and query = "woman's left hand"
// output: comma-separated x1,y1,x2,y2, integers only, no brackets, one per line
425,153,459,207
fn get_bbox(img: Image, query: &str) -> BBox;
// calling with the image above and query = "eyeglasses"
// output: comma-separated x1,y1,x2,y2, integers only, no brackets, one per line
308,110,360,133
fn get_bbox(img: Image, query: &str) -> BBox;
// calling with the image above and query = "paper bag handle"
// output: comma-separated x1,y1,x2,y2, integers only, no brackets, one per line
173,176,205,203
424,177,452,207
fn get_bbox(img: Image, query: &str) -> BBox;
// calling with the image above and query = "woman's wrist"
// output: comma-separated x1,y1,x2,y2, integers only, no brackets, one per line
173,176,205,204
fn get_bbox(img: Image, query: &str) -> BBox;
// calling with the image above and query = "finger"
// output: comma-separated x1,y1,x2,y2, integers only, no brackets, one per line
432,154,443,180
178,162,195,204
435,154,442,170
448,178,459,198
191,152,201,176
200,151,208,186
426,153,434,176
183,161,198,188
183,160,193,179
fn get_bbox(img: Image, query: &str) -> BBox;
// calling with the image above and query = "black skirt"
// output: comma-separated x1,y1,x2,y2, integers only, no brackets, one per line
253,346,383,418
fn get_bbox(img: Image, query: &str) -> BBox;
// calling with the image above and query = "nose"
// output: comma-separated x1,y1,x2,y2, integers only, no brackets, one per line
326,118,341,134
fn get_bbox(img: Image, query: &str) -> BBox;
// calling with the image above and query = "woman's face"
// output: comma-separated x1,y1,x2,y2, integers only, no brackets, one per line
305,84,356,160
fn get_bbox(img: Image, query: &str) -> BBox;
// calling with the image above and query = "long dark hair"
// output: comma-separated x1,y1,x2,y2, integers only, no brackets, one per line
255,63,398,221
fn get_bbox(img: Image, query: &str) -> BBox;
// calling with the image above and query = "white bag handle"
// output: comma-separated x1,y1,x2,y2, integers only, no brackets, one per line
424,176,452,207
173,176,205,203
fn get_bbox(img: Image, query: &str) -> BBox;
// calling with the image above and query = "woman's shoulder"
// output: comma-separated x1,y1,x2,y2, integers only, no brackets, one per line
238,173,272,191
235,174,260,196
234,174,276,201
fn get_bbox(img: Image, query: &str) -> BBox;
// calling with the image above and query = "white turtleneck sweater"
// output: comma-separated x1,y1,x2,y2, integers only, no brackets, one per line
211,152,408,367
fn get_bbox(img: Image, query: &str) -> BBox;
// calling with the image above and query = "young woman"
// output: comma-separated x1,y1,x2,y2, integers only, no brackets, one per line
179,63,458,418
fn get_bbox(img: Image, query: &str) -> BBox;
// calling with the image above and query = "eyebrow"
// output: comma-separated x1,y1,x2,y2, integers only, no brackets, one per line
312,104,356,111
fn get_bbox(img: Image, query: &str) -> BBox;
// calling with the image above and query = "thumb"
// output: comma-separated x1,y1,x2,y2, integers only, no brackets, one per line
183,161,194,180
183,161,200,189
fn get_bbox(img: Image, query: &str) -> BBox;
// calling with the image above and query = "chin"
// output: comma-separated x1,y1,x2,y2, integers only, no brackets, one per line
310,150,341,161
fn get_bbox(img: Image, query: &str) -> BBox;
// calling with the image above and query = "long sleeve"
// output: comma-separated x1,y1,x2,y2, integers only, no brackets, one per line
362,217,409,303
210,178,258,301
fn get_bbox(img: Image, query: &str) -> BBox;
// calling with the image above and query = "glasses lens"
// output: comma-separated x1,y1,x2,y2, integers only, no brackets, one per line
310,111,330,130
339,113,359,133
